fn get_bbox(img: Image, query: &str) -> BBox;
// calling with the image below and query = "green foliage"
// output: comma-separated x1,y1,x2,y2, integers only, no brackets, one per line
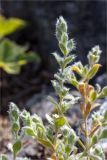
5,16,107,160
0,15,25,38
0,15,40,75
9,103,22,160
0,155,8,160
87,45,102,66
13,140,22,158
0,39,40,74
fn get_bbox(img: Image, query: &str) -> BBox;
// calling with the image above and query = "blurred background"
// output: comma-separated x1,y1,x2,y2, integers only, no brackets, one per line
0,0,107,115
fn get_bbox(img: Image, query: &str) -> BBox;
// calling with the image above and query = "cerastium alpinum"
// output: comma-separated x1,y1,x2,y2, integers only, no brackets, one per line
1,17,107,160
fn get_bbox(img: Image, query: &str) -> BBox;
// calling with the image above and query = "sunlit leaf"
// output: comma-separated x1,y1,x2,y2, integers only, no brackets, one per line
90,90,97,102
86,64,101,80
0,15,25,38
0,39,40,74
55,117,66,127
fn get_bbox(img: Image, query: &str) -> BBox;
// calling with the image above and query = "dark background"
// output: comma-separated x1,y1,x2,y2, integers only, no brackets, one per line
0,0,107,113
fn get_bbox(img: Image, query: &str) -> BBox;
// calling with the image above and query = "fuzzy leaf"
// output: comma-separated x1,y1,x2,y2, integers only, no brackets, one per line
86,64,101,80
59,42,68,56
101,86,107,96
96,84,101,93
63,55,75,68
46,114,54,125
56,16,67,36
99,128,107,139
88,45,102,66
9,103,19,121
98,86,107,98
13,140,21,156
61,32,68,44
91,135,98,145
90,90,97,102
23,127,36,137
71,79,79,88
67,39,76,52
37,138,54,148
12,122,20,133
55,117,66,127
52,52,63,66
20,110,31,126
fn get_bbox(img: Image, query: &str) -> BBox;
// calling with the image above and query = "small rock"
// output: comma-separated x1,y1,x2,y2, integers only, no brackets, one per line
26,91,56,120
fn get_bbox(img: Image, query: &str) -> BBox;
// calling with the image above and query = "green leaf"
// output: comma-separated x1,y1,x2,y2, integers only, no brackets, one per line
46,126,54,143
61,101,72,113
98,86,107,98
86,64,101,80
56,16,67,36
67,39,76,52
0,15,25,38
13,140,21,156
55,117,66,128
87,45,102,66
0,155,8,160
32,114,43,124
96,84,101,93
23,127,36,137
82,66,88,75
0,39,39,74
37,138,54,148
20,110,32,126
99,128,107,139
52,52,63,66
51,80,61,94
12,122,20,133
48,96,61,113
104,110,107,121
90,90,97,102
63,55,75,68
71,79,79,88
48,96,57,106
90,145,105,160
59,42,68,56
61,125,77,151
65,144,72,155
34,123,46,138
61,32,68,45
91,135,98,145
9,103,19,121
102,86,107,95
